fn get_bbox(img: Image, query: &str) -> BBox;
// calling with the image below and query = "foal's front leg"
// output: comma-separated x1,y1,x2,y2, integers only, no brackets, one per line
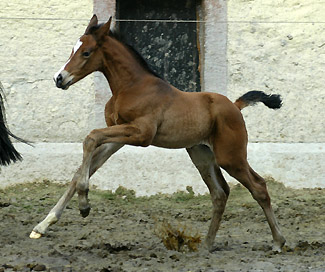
76,123,155,216
30,168,81,238
30,143,123,239
31,122,153,238
76,142,123,217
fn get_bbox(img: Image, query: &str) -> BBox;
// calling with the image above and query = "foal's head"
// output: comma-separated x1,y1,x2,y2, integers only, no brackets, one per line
54,15,111,90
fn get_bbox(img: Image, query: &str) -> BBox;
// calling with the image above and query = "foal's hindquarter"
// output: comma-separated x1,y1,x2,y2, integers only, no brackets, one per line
31,15,285,252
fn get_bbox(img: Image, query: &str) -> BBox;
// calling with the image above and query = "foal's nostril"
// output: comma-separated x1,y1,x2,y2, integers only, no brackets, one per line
57,74,62,82
56,73,63,87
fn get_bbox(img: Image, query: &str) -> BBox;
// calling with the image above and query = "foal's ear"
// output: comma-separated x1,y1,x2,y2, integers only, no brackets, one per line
96,16,112,40
85,14,98,34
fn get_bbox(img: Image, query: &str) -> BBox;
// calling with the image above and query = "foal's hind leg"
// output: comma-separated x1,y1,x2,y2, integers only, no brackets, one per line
223,162,286,251
187,145,230,251
30,143,123,238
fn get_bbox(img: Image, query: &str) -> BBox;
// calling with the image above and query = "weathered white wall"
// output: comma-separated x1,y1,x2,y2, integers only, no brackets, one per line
1,143,323,195
0,0,94,142
227,0,325,143
2,0,323,144
0,0,324,192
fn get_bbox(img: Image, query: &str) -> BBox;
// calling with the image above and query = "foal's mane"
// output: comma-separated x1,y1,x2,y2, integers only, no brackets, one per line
87,24,162,79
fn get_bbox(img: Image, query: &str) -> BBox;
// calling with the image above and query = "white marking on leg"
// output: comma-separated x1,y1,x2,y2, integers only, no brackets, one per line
30,231,42,239
30,212,58,238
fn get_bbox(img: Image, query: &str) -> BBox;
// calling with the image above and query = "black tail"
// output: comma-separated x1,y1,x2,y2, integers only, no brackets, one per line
0,83,30,165
234,90,282,110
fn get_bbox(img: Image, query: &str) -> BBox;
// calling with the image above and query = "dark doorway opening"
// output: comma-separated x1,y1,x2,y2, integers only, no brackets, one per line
116,0,201,92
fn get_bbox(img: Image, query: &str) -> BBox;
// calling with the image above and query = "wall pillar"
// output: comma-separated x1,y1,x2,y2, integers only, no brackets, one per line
91,0,227,128
201,0,228,95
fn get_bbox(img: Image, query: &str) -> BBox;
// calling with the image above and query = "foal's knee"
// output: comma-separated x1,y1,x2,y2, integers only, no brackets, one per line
76,181,89,193
250,180,271,205
210,189,228,208
83,133,97,152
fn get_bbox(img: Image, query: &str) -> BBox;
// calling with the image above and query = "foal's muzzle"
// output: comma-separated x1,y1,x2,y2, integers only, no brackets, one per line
53,70,74,90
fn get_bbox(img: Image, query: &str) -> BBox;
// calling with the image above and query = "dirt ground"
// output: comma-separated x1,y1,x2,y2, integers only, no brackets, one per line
0,179,324,272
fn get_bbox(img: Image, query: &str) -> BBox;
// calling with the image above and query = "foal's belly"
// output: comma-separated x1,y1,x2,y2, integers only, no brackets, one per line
151,136,202,149
151,121,212,149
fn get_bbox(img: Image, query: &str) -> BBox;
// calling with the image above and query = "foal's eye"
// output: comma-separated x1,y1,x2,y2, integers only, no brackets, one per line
82,51,91,58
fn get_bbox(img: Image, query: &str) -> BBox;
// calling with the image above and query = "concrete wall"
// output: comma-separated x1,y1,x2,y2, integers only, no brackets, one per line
1,143,323,195
0,0,324,192
200,0,228,96
227,0,325,143
0,0,94,142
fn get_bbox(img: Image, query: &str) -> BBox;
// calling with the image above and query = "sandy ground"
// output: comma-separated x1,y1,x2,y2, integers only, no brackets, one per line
0,179,324,272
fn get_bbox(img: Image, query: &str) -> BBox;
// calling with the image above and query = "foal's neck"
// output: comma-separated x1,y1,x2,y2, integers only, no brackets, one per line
100,37,148,96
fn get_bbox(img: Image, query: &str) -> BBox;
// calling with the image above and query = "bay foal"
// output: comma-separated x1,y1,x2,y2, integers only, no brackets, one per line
31,15,286,251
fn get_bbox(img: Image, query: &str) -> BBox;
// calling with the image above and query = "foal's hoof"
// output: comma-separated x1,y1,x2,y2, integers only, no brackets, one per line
29,231,42,239
272,236,286,253
202,240,214,253
80,206,91,218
